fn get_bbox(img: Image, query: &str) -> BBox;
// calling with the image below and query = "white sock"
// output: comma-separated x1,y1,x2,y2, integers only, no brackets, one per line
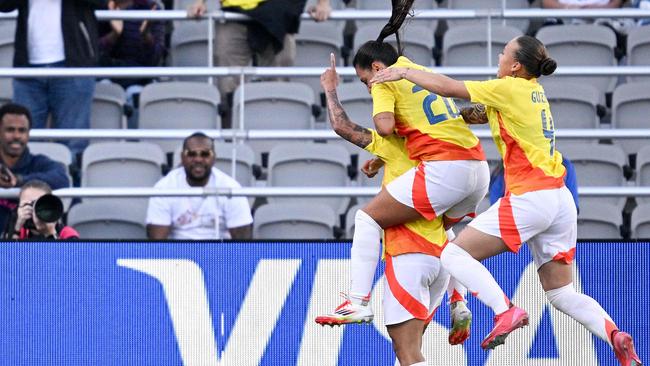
349,209,382,305
441,243,510,314
447,277,468,304
546,283,617,346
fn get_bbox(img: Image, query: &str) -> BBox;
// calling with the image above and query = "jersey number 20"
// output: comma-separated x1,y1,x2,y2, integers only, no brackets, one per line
412,85,460,125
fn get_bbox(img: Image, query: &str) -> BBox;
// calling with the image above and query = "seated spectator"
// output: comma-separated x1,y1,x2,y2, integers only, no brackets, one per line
146,132,253,240
489,156,579,213
99,0,166,128
2,179,79,239
0,103,70,232
0,0,103,157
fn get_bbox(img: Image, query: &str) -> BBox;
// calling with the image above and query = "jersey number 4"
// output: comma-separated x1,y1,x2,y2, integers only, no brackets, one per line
541,109,556,156
412,85,460,125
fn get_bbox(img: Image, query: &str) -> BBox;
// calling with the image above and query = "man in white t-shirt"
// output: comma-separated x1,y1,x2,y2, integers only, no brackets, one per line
146,132,253,240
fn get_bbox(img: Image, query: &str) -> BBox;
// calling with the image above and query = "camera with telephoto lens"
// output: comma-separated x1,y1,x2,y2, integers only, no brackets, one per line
24,194,64,230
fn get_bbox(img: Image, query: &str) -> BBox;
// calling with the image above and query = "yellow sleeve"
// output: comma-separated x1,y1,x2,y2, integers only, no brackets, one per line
364,129,388,160
371,83,395,117
464,78,513,110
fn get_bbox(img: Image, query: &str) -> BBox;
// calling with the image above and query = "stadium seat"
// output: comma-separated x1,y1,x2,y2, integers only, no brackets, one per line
232,82,318,163
631,203,650,239
335,82,374,130
577,201,622,239
173,142,257,187
345,203,363,238
611,82,650,155
355,0,438,31
267,142,351,215
173,0,196,9
139,81,221,154
91,82,126,130
67,200,147,239
442,24,523,71
446,0,530,33
81,141,166,188
28,142,73,210
0,21,15,105
636,145,650,204
253,202,337,239
354,24,435,66
170,20,211,82
294,21,344,97
559,143,628,210
626,25,650,83
541,80,604,149
536,24,618,94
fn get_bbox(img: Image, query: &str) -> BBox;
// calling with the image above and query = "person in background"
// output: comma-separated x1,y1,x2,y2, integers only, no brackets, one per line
187,0,331,126
0,103,70,234
99,0,167,128
2,179,78,240
0,0,106,157
146,132,253,240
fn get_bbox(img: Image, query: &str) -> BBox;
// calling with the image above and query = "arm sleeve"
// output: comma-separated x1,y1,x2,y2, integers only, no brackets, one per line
371,83,396,117
464,79,513,110
224,196,253,229
20,158,70,189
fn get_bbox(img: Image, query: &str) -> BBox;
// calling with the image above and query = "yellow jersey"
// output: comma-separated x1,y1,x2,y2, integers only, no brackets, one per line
464,77,566,195
364,129,448,258
371,56,485,163
221,0,264,10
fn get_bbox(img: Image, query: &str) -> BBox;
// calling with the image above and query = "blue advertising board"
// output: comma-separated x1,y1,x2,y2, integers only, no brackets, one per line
0,241,647,365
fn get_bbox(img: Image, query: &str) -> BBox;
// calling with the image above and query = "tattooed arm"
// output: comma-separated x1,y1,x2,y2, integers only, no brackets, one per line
460,104,488,125
325,89,373,149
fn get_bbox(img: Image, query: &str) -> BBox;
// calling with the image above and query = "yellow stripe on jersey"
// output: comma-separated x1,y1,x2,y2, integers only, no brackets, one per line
221,0,265,10
464,77,566,195
364,129,447,257
370,56,485,162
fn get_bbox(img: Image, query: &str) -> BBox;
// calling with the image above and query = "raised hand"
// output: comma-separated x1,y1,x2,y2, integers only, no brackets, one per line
320,53,340,92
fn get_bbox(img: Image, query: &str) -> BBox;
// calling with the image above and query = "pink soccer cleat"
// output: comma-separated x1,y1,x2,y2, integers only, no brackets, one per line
612,331,642,366
480,305,529,350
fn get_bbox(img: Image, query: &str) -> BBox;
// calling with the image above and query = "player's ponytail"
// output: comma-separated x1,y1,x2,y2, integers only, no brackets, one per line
352,0,415,70
514,36,557,78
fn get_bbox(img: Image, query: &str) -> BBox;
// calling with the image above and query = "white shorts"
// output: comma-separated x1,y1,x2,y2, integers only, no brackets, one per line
468,186,578,268
383,253,450,326
386,160,490,223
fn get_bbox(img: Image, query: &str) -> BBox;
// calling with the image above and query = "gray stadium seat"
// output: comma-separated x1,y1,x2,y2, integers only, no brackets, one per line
170,20,211,82
267,143,351,215
354,24,435,66
442,24,523,72
446,0,530,33
173,0,196,9
345,203,364,239
294,21,344,97
0,21,15,106
67,200,147,239
577,201,622,239
631,203,650,239
559,144,628,210
139,82,221,154
173,142,256,187
626,25,650,83
335,82,374,129
536,25,618,93
232,82,317,162
91,82,126,130
355,149,384,205
253,202,337,239
636,146,650,204
611,82,650,155
355,0,438,30
542,80,604,149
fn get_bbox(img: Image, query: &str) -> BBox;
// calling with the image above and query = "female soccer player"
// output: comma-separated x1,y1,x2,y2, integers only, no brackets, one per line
315,52,471,363
371,32,642,365
315,0,488,348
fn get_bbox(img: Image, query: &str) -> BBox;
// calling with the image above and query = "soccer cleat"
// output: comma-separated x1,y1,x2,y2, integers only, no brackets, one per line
612,331,642,366
480,305,529,350
449,301,472,345
315,294,374,326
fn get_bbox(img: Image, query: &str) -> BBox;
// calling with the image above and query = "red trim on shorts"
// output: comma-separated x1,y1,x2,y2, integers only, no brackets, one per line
385,255,429,320
498,194,522,253
424,306,439,326
552,247,576,264
412,163,437,220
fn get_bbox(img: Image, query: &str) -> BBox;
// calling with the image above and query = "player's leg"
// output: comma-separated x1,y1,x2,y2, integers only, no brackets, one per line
387,319,427,366
533,188,642,366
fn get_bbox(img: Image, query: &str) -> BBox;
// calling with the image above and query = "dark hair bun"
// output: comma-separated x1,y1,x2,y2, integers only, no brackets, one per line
539,57,557,76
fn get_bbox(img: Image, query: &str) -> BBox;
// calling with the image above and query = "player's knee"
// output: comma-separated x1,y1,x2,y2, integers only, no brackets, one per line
355,209,381,229
545,283,575,311
440,242,463,269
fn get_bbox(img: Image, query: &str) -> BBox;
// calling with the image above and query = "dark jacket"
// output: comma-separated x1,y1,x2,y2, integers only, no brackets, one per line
0,0,107,67
0,148,70,232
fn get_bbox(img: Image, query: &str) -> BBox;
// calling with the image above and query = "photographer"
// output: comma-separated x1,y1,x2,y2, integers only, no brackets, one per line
3,180,78,240
0,103,70,232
